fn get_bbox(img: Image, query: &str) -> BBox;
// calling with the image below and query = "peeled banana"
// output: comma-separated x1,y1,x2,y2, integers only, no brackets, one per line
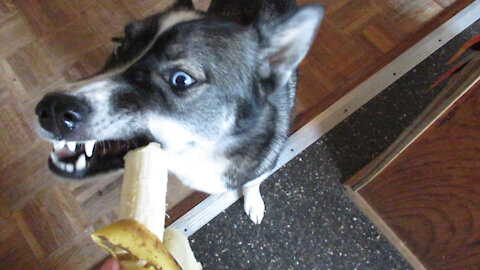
90,142,202,270
119,142,168,239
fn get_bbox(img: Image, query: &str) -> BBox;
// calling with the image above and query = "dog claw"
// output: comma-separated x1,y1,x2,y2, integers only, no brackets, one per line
245,205,265,224
244,199,265,224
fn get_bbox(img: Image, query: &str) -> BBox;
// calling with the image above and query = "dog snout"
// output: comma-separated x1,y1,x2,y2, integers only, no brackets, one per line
35,93,90,138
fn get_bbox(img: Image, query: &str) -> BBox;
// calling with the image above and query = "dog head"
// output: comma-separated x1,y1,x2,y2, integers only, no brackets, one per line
35,1,323,179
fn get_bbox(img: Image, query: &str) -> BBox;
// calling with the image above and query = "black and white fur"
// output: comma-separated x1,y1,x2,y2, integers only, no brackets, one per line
35,0,323,224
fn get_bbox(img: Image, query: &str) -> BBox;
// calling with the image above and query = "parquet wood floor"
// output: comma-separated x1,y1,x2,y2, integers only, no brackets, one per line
0,0,472,269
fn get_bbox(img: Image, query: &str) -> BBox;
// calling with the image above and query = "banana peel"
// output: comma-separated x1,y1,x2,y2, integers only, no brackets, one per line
91,219,181,270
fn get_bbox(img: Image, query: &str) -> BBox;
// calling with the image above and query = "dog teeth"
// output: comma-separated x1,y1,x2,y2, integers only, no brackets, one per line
50,150,87,173
76,154,87,171
85,140,95,157
49,139,97,173
66,141,77,151
50,152,59,163
53,140,65,151
50,152,66,170
65,164,74,173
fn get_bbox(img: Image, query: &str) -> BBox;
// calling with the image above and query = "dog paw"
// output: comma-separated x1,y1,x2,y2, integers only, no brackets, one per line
243,190,265,224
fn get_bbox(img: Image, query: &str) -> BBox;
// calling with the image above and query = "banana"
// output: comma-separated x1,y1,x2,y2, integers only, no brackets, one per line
119,142,168,239
164,228,203,270
90,142,202,270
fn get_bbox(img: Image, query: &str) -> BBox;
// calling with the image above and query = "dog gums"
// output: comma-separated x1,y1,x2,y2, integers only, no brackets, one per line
0,0,474,269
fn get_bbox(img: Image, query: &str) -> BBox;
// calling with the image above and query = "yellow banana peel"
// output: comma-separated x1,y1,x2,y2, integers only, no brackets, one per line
91,219,181,270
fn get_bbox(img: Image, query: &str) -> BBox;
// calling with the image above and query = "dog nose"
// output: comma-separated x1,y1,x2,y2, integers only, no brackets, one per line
35,93,90,137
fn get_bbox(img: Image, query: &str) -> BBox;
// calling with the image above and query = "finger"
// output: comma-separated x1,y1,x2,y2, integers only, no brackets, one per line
100,258,120,270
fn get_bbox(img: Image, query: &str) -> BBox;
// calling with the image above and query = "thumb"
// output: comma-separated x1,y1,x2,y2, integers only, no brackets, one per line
100,258,120,270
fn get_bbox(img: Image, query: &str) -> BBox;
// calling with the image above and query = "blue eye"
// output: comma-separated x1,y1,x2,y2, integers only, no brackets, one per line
170,71,196,88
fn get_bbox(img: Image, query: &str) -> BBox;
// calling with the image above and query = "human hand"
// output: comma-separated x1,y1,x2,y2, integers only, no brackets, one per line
100,258,120,270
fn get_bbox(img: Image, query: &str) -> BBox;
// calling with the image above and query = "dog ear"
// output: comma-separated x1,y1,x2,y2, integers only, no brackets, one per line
257,5,324,88
173,0,194,9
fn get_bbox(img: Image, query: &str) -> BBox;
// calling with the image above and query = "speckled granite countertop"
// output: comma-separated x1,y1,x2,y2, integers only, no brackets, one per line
189,20,479,270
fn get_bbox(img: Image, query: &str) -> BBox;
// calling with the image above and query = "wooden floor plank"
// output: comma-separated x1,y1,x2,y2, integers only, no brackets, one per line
40,233,107,270
12,185,88,260
0,195,42,270
0,13,36,58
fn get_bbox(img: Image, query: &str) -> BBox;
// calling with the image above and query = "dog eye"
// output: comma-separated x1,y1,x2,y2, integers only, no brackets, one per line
170,71,196,89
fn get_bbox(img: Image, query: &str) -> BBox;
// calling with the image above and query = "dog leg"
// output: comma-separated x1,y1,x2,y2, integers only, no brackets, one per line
242,173,269,224
243,183,265,224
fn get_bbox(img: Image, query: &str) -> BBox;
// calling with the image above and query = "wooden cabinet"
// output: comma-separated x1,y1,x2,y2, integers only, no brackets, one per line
346,52,480,269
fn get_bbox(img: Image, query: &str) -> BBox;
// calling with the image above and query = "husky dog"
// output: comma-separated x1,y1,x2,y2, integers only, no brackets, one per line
35,0,323,224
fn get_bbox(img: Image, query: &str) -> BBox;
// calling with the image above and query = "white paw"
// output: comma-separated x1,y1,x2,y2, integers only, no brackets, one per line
243,187,265,224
